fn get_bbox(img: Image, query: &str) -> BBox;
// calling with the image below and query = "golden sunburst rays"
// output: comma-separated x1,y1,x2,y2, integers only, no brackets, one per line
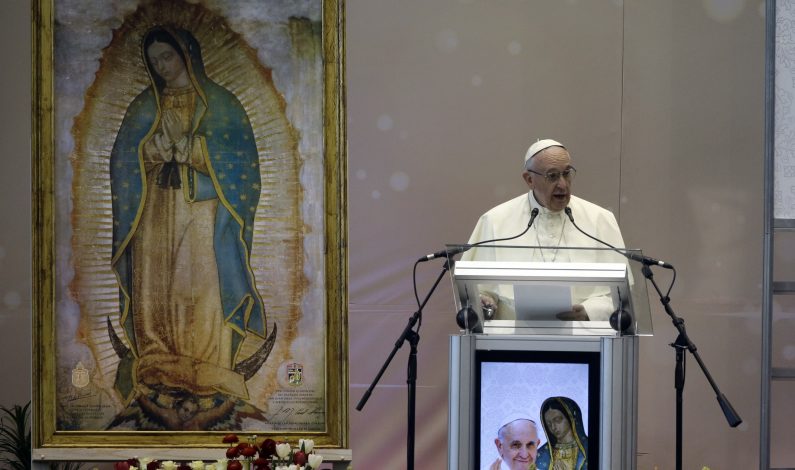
69,0,304,423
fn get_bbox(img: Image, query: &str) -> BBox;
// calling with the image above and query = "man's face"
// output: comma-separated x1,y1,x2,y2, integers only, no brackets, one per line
494,420,540,469
522,146,573,213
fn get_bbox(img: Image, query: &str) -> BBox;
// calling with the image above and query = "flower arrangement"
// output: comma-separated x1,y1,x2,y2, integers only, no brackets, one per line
113,434,324,470
222,434,323,470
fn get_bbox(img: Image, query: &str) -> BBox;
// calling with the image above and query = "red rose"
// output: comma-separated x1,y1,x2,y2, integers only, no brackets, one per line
259,438,277,458
146,461,160,470
177,463,191,470
222,433,240,444
227,460,243,470
114,462,130,470
293,451,307,466
226,447,240,459
253,457,270,470
241,446,257,458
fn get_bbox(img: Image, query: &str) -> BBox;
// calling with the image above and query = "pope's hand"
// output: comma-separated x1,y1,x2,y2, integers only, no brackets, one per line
555,304,589,321
480,292,498,319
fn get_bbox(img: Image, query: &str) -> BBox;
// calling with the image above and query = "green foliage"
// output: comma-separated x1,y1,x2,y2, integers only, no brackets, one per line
0,402,31,470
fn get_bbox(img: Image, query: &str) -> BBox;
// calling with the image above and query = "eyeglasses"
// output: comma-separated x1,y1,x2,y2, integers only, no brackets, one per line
527,167,577,184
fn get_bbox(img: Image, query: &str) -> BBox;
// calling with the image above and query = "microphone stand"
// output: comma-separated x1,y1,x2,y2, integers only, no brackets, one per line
355,258,453,470
641,265,742,470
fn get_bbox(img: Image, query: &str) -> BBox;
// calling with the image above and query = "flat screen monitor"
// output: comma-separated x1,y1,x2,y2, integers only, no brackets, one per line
475,349,600,470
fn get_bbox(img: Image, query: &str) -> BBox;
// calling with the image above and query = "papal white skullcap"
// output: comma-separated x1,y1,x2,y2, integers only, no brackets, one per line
497,411,536,433
524,139,565,163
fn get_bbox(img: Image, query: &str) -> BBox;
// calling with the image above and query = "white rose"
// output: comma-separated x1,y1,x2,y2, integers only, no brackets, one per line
161,461,177,470
298,439,314,454
189,460,205,470
307,454,323,469
275,443,292,459
214,459,228,470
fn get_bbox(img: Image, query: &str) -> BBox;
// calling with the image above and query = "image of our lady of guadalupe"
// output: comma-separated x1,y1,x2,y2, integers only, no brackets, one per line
108,26,276,430
536,396,589,470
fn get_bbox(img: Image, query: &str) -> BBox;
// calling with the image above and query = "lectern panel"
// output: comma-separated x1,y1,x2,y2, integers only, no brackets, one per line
448,334,637,470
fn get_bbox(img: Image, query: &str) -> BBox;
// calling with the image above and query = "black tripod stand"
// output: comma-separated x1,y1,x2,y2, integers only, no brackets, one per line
641,264,742,470
355,259,452,470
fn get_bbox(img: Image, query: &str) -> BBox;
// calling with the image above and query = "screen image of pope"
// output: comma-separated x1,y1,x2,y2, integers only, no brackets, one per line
108,26,275,430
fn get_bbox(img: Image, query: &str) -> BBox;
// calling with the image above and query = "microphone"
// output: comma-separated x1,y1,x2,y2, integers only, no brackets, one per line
563,207,673,269
623,252,674,269
419,208,540,262
420,245,470,261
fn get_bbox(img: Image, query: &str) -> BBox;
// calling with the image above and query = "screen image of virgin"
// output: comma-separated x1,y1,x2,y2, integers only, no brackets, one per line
477,351,599,470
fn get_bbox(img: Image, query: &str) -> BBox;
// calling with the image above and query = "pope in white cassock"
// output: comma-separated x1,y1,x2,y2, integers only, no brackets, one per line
463,139,626,321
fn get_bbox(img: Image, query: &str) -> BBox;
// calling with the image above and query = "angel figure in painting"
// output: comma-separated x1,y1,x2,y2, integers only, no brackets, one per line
536,396,588,470
108,26,275,430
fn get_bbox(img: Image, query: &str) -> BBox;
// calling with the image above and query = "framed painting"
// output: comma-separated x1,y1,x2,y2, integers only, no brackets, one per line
32,0,347,450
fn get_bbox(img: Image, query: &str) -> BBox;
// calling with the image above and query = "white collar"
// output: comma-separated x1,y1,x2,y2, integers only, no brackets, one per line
528,191,565,218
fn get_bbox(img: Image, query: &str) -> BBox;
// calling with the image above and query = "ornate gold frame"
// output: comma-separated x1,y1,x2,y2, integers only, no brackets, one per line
32,0,347,450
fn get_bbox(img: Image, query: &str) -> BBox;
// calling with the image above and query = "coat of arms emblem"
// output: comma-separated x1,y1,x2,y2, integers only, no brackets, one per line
287,362,303,386
71,362,90,388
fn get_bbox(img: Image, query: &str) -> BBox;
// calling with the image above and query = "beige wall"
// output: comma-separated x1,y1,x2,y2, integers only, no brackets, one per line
3,0,777,469
620,1,767,467
347,0,766,469
0,0,32,408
